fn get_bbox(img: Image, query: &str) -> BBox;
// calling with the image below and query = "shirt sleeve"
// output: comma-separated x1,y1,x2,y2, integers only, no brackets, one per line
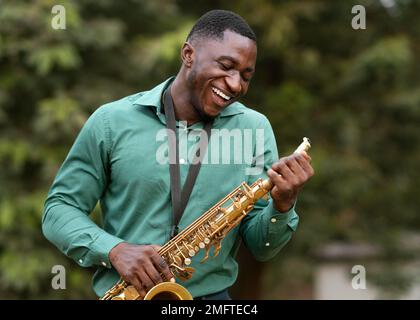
239,115,299,262
41,107,124,268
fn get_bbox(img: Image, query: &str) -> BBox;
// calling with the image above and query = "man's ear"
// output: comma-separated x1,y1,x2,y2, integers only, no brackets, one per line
181,42,195,68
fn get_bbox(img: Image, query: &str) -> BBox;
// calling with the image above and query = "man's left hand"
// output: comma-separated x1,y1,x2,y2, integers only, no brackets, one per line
267,151,314,213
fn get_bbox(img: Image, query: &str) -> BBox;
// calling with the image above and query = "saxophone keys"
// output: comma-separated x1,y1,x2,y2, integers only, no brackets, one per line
184,258,192,265
178,267,195,281
188,250,195,257
195,246,200,252
204,237,210,244
173,256,182,266
199,242,205,249
184,266,195,274
124,285,142,300
213,241,221,257
200,246,211,263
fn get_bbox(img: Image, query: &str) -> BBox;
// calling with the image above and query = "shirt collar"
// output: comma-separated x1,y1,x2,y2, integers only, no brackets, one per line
132,77,173,110
132,77,245,118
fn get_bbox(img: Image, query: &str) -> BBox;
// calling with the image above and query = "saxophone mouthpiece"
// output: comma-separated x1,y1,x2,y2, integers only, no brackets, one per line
294,137,311,154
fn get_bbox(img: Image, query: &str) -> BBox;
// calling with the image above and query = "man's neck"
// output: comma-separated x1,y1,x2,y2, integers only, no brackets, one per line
170,76,201,126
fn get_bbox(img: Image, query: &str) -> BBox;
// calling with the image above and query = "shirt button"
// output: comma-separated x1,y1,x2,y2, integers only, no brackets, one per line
265,242,270,247
78,259,83,264
179,158,186,164
271,218,277,223
101,261,107,267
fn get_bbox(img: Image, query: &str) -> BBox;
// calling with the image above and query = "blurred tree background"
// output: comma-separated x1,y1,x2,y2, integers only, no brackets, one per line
1,0,419,299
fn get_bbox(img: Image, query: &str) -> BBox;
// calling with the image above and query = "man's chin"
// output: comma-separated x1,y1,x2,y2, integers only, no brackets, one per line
197,106,220,122
204,103,232,119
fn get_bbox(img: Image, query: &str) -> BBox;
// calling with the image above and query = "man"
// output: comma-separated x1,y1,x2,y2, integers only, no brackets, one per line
42,10,314,300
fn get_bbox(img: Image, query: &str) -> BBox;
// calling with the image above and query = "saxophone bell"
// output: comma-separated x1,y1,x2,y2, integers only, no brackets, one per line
143,282,193,300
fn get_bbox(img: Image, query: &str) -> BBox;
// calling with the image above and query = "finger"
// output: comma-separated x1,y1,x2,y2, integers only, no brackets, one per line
129,277,147,299
285,156,306,177
143,262,165,285
294,154,314,177
150,253,174,282
271,157,286,170
299,150,311,162
267,168,285,186
137,269,156,292
150,245,162,254
271,161,294,180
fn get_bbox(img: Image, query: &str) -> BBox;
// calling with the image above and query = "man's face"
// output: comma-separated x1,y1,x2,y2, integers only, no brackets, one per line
186,29,257,120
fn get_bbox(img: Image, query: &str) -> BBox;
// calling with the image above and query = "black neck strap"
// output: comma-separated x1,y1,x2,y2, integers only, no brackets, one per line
163,85,213,239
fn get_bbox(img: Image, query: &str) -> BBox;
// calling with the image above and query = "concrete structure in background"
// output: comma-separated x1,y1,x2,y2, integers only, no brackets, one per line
313,238,420,300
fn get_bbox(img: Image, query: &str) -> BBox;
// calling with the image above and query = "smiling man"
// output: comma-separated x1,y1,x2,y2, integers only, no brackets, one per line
42,10,314,300
171,20,256,123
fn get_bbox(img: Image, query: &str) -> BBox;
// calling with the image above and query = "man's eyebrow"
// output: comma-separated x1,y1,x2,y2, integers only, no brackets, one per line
218,55,255,73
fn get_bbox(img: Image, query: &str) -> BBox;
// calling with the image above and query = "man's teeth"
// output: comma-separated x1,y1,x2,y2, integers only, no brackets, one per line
212,87,231,101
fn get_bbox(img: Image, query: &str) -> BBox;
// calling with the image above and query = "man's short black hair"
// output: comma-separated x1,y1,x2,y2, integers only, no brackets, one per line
187,10,256,44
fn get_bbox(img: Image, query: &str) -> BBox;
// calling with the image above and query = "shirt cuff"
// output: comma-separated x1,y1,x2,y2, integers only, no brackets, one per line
263,200,298,232
86,232,125,269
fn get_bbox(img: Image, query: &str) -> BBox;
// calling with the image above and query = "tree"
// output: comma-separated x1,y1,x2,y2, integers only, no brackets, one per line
1,0,419,299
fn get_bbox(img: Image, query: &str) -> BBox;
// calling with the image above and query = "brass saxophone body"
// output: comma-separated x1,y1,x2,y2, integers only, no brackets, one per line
101,138,311,300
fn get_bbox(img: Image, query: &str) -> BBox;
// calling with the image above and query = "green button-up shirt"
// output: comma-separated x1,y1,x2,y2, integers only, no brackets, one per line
42,78,299,298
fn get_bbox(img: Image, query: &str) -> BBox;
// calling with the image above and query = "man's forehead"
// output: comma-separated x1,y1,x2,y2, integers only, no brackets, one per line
197,30,257,60
220,29,256,43
195,30,256,49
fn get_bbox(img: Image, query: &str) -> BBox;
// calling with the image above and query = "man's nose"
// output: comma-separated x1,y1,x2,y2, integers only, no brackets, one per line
225,72,242,96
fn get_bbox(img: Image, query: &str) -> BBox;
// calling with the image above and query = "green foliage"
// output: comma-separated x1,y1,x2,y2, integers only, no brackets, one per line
1,0,419,299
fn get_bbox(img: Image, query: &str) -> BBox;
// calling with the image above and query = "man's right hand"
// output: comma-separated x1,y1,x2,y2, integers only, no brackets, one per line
108,242,175,299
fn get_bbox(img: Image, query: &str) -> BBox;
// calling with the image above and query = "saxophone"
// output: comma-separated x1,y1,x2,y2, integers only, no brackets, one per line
100,137,311,300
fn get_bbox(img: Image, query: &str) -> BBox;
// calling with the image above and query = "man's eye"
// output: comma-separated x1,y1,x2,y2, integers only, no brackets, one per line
241,73,252,82
219,62,231,70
